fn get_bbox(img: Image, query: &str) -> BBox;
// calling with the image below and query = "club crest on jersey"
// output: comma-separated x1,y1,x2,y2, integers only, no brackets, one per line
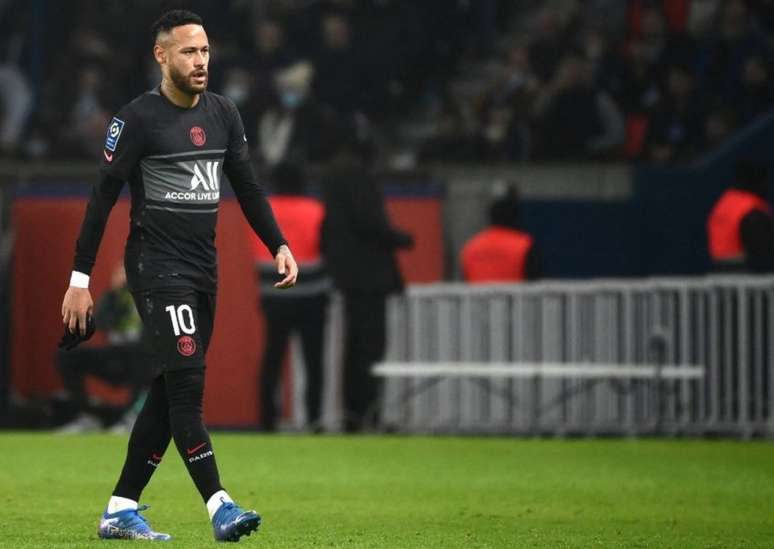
105,117,125,151
177,336,196,357
190,126,206,146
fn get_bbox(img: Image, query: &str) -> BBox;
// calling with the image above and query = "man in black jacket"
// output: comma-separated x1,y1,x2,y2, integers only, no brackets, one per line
320,139,413,432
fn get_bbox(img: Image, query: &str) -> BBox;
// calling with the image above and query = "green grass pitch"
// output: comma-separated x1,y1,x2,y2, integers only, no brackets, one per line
1,433,773,548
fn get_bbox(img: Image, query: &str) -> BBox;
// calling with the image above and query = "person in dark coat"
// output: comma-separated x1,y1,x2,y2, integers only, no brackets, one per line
320,136,413,432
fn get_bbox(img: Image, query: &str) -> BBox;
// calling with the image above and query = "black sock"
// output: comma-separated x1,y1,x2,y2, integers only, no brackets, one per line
165,368,223,502
113,375,171,501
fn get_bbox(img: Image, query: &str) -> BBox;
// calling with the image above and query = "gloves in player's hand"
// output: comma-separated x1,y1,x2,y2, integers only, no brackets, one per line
58,315,96,350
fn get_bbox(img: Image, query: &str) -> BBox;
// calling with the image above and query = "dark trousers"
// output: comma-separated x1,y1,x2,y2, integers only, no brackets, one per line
343,291,387,431
259,295,327,431
57,343,151,414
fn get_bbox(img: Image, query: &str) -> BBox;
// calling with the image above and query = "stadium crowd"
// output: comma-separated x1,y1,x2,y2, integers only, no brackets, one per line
0,0,772,166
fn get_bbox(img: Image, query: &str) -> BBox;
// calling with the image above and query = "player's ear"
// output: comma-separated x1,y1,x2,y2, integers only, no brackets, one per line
153,44,166,65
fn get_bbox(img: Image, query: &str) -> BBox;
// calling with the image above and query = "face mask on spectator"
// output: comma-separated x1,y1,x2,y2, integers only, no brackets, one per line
281,90,303,109
224,83,249,106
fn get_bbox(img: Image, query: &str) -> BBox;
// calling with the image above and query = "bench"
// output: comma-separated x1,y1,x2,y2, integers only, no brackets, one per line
372,361,705,429
373,362,705,380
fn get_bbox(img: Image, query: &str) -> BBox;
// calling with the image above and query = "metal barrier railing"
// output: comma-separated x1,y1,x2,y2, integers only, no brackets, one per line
381,277,774,438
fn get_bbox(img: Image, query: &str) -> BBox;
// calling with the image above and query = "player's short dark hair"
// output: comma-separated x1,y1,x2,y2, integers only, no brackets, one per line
152,9,203,39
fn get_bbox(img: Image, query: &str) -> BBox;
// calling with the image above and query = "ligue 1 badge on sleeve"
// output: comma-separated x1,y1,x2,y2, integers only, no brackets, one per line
105,117,125,152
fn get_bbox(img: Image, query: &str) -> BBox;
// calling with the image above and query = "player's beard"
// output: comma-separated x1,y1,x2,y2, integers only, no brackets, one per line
169,63,208,96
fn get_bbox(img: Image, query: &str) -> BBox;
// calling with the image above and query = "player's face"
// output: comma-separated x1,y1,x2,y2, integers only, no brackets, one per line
159,24,210,95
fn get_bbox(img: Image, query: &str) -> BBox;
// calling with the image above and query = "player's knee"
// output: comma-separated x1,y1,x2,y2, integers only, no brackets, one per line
165,368,205,419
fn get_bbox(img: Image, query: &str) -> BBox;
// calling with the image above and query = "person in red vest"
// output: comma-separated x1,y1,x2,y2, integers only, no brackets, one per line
249,162,330,432
707,162,774,273
460,187,539,282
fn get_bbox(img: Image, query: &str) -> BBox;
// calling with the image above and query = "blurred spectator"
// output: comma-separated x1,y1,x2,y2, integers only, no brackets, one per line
501,45,542,102
617,37,661,115
56,265,151,434
253,17,296,74
244,17,298,112
250,163,329,433
456,0,500,58
419,103,480,163
222,67,252,112
702,105,738,151
635,5,698,83
581,28,625,97
687,0,722,37
0,65,32,157
461,186,539,283
253,62,329,166
320,132,413,432
637,4,670,70
410,0,498,84
312,11,368,116
68,67,112,159
749,0,774,36
0,0,32,157
578,0,628,38
707,161,774,272
34,27,116,159
739,56,774,123
348,1,406,113
5,0,773,165
532,53,625,160
477,105,528,162
700,0,772,104
528,6,576,84
144,57,163,93
475,45,540,161
642,63,706,164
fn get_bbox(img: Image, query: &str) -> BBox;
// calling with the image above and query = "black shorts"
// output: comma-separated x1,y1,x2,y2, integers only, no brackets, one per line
132,288,216,376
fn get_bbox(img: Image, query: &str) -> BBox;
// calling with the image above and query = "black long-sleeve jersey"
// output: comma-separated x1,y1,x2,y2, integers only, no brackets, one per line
73,87,286,294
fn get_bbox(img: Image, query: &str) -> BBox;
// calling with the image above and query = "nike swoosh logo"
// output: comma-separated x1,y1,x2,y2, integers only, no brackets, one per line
187,442,207,455
103,150,113,162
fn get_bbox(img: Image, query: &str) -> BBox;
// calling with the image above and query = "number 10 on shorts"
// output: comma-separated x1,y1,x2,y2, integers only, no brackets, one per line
165,305,196,336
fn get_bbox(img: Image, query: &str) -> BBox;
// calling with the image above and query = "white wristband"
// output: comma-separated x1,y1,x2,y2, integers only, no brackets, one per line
69,271,90,289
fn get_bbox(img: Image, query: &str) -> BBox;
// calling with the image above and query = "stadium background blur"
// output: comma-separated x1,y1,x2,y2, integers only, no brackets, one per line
0,0,773,432
2,0,772,165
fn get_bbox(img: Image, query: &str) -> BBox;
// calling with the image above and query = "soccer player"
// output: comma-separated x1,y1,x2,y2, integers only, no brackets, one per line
60,10,298,542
